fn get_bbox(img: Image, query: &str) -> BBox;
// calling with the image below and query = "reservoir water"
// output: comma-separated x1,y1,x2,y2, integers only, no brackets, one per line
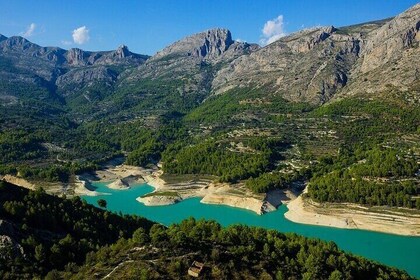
82,182,420,277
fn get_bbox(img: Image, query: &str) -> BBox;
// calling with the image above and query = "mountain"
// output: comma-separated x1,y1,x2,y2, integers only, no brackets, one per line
0,36,148,68
121,28,259,108
0,3,417,168
212,4,420,104
212,25,352,103
0,35,149,107
339,3,420,98
1,4,418,112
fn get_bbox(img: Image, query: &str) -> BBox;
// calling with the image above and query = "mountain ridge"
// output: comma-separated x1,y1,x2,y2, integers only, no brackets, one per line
212,4,419,104
1,3,418,108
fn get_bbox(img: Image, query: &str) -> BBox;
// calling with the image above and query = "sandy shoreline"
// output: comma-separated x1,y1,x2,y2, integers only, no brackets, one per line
284,186,420,236
3,163,419,236
92,166,420,236
85,166,420,236
78,165,272,215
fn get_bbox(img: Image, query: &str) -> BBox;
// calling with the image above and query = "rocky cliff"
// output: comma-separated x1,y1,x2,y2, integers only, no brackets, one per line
338,3,420,98
124,28,259,98
212,4,420,104
152,28,235,61
212,25,359,104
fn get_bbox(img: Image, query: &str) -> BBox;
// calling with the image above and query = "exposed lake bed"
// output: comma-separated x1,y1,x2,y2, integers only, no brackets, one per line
76,163,420,236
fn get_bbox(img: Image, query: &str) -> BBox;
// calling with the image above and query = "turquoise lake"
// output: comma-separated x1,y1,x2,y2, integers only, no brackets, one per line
82,182,420,277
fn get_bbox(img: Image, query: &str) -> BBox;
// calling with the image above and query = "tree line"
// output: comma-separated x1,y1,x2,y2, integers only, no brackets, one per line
0,181,154,279
66,218,413,279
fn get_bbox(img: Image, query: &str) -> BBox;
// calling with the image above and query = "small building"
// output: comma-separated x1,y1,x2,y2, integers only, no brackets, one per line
188,261,204,278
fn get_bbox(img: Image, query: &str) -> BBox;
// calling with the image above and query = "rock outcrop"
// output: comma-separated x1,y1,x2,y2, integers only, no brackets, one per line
337,3,420,97
201,193,264,215
107,178,130,190
153,28,234,61
123,28,259,100
0,220,25,261
359,4,420,73
55,66,118,96
144,28,258,67
283,26,337,54
115,45,130,58
66,48,89,66
0,175,35,190
136,195,181,206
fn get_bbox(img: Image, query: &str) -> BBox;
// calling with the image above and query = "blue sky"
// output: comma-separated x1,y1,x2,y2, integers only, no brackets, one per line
0,0,418,55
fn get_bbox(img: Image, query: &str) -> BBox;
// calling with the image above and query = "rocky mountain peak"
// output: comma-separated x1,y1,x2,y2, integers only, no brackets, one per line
1,36,38,52
199,28,234,58
152,28,234,61
115,44,130,58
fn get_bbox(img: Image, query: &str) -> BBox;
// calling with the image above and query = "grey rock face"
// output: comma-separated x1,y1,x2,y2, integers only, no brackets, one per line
0,3,418,109
66,48,89,66
65,46,148,67
212,25,356,104
212,4,419,104
56,66,117,91
114,45,130,58
1,36,67,67
360,3,420,73
1,36,40,52
283,26,337,54
0,34,148,69
338,3,420,97
124,28,259,98
152,28,234,61
93,45,149,65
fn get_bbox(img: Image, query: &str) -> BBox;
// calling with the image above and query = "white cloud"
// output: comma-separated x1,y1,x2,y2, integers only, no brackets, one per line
72,26,90,45
61,40,73,46
260,15,286,46
21,23,36,37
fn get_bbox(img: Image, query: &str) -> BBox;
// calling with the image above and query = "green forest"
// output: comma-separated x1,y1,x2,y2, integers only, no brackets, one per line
162,138,286,182
309,147,419,208
1,91,419,210
0,181,153,278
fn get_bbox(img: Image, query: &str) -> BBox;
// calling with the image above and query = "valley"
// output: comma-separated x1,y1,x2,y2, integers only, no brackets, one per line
0,2,419,279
